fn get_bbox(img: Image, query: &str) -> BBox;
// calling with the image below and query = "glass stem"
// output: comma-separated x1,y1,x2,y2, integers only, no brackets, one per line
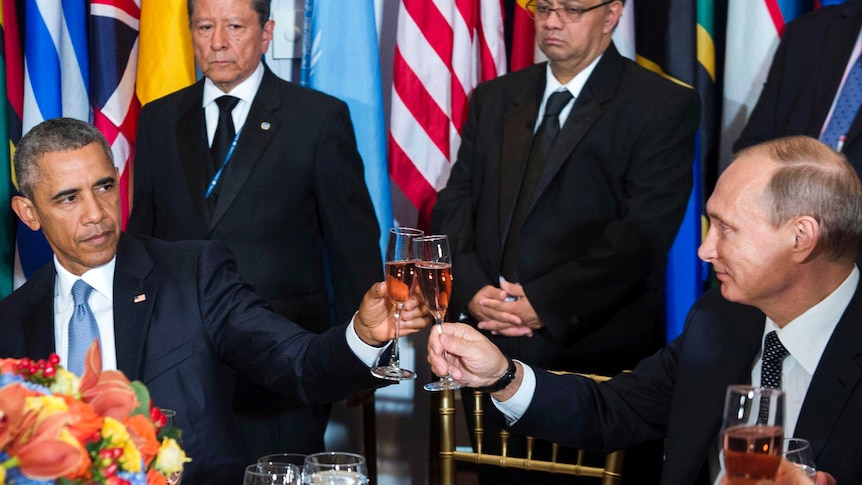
390,302,404,369
435,318,454,380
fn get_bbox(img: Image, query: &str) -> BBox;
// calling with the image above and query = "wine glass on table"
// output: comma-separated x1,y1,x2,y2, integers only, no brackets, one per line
301,452,368,484
413,234,463,392
371,227,423,381
245,463,300,485
722,385,785,485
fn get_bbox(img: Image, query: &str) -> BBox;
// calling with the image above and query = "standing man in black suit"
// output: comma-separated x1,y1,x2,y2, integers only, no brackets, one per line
430,1,698,481
736,1,862,175
0,117,428,484
127,0,383,461
431,136,856,485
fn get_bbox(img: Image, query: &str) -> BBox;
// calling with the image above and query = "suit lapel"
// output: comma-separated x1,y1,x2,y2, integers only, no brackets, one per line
22,266,57,359
175,80,211,226
814,3,862,144
209,68,281,230
794,281,862,460
112,235,158,381
529,46,620,213
499,67,543,247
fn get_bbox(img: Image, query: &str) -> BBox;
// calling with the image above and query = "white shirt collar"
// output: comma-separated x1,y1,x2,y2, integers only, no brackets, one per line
542,54,603,102
54,255,116,310
202,61,264,108
763,266,859,374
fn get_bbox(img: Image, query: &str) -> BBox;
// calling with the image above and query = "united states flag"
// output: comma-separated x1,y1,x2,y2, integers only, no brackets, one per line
89,0,141,227
388,0,506,229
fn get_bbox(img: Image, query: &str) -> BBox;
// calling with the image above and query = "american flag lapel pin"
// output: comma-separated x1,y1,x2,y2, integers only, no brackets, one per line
134,294,146,303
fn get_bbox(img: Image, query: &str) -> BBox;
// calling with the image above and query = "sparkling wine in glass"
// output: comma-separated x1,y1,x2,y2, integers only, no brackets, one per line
301,452,368,485
413,234,463,392
371,227,423,381
722,386,785,485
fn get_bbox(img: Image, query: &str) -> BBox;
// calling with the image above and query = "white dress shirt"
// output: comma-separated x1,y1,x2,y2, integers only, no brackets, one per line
203,62,265,146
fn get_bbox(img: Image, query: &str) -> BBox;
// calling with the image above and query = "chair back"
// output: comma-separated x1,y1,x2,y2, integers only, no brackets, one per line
435,373,624,484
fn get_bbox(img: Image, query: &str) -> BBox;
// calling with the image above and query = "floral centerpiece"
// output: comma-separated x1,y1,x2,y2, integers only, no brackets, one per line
0,342,190,485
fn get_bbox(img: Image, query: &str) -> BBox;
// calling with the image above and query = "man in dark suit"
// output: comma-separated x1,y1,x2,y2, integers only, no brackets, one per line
0,118,427,484
431,2,698,480
736,1,862,175
127,0,382,459
430,136,857,485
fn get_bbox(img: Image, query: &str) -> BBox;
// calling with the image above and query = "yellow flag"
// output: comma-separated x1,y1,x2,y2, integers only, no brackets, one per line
136,0,195,105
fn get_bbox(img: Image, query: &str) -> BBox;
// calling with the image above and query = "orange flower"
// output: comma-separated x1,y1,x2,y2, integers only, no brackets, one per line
146,467,168,485
78,342,138,420
60,394,104,443
124,414,160,466
7,409,86,478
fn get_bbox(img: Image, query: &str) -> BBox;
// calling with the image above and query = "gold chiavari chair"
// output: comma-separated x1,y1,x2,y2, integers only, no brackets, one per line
435,373,624,485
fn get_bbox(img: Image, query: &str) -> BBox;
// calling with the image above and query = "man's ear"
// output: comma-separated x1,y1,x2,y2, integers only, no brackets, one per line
11,195,41,231
791,215,819,263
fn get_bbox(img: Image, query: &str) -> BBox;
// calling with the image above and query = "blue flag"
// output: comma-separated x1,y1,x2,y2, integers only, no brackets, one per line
301,0,393,258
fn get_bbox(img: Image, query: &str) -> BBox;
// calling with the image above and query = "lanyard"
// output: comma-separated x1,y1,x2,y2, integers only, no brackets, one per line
206,131,240,199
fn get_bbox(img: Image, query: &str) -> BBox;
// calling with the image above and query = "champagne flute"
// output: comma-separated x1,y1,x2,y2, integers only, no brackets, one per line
301,452,368,485
782,438,817,478
721,385,785,484
245,463,300,485
413,235,463,392
371,227,423,381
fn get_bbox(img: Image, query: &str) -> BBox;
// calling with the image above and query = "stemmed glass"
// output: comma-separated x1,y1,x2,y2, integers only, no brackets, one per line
301,452,368,484
371,227,423,381
244,463,300,485
413,234,463,392
721,386,785,484
782,438,817,478
159,409,183,485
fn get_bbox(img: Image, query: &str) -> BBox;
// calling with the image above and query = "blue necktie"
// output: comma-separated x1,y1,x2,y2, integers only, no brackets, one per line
67,280,101,376
821,56,862,150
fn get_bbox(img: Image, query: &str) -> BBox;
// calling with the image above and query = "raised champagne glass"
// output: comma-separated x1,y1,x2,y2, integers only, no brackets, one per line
413,234,463,392
722,385,785,484
371,227,423,380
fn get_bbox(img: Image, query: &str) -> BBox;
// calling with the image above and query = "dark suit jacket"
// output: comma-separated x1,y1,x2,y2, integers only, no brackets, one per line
128,65,382,416
128,65,382,332
735,1,862,174
0,234,383,485
510,286,862,484
431,44,700,374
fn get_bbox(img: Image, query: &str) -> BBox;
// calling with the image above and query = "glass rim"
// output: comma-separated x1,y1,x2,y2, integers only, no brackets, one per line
413,234,448,242
390,226,424,236
304,451,367,464
725,384,785,397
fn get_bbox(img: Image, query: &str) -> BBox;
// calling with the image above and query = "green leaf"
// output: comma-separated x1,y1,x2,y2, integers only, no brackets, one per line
130,380,151,417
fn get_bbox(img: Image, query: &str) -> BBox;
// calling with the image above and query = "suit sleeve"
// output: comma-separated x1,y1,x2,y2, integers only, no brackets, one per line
312,100,383,325
127,106,155,235
527,87,699,337
195,241,382,404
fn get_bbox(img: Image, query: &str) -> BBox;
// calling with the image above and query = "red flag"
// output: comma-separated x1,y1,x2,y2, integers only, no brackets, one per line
389,0,506,229
511,0,536,71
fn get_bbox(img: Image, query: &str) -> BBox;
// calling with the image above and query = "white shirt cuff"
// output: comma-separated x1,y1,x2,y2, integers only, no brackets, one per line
492,360,535,424
345,313,390,367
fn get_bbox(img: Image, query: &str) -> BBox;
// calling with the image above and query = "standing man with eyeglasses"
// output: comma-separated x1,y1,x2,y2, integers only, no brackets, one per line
431,1,699,482
127,0,382,463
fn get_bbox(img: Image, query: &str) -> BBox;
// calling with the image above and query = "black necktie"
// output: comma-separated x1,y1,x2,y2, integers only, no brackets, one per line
501,90,574,281
758,331,789,423
211,95,240,171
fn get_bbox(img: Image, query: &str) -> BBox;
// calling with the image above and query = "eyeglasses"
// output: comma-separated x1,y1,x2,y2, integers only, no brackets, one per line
527,0,616,23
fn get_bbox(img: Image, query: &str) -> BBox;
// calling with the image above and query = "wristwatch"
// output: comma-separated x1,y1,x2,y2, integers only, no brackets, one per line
472,355,517,393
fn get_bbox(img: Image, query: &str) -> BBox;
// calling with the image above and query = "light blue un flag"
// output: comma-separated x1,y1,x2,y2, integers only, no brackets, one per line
301,0,393,258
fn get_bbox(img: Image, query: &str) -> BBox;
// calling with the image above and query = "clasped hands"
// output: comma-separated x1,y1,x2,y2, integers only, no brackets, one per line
468,279,543,337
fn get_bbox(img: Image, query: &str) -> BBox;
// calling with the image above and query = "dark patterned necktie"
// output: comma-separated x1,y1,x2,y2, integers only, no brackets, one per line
501,90,574,280
758,331,789,424
67,280,101,376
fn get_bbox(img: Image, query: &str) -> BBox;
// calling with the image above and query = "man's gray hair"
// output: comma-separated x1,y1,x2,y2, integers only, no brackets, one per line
14,118,113,199
737,135,862,263
188,0,270,27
